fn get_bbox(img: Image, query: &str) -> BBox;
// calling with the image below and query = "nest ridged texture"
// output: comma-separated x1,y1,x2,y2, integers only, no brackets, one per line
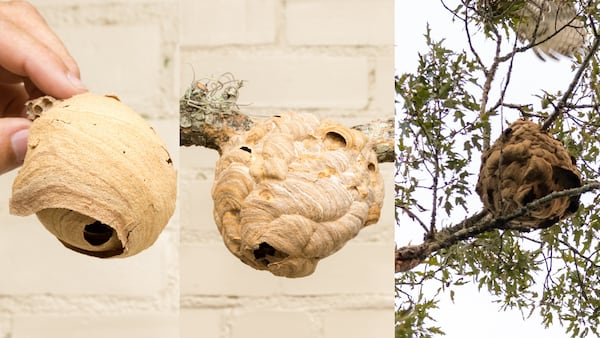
10,93,177,258
212,112,384,278
476,119,581,229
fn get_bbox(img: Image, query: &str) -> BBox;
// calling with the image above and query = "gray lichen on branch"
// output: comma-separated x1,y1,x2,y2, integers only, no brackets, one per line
179,73,394,162
180,73,254,154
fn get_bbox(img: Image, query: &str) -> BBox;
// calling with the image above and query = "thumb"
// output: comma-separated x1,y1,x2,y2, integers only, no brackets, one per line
0,118,31,175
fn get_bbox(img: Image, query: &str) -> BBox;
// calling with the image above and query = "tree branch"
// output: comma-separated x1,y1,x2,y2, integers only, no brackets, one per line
396,182,600,273
541,33,600,131
179,75,395,162
350,118,395,163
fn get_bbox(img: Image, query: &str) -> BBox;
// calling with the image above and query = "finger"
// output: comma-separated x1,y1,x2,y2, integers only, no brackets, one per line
0,117,30,175
23,78,44,100
0,17,86,99
0,1,80,76
0,83,28,117
0,66,26,84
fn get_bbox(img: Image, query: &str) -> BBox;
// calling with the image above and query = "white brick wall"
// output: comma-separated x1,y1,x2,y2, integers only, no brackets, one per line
12,314,179,338
0,0,394,336
180,0,394,337
181,54,371,110
286,0,393,46
180,0,277,46
39,1,180,118
229,311,319,338
322,310,393,338
0,1,180,337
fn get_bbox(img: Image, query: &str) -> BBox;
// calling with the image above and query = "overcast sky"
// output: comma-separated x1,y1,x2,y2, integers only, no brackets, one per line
395,1,576,337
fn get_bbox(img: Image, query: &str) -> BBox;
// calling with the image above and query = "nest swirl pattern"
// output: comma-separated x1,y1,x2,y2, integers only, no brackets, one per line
10,93,177,258
212,112,384,277
476,119,581,229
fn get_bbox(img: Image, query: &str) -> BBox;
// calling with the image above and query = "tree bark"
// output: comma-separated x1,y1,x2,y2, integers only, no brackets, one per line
395,182,600,273
180,91,395,162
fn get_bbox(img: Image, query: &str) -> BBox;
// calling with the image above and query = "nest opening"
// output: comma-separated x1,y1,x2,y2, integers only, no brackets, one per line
324,131,347,149
253,242,288,266
83,221,115,246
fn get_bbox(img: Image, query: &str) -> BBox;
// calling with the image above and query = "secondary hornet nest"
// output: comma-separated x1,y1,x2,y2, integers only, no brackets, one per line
212,112,384,277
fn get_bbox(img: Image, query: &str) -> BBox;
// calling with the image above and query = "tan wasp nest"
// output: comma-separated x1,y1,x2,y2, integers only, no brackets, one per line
476,119,581,229
10,93,177,258
212,112,384,278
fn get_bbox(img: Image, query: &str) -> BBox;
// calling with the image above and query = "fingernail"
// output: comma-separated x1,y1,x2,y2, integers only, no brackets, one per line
66,72,87,92
11,128,29,165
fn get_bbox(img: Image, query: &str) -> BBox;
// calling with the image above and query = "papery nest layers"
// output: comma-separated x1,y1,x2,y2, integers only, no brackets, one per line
212,112,384,278
10,93,177,258
476,119,581,229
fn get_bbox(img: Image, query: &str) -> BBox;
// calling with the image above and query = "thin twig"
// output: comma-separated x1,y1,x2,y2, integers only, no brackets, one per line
399,206,430,233
479,29,503,150
558,238,600,269
542,34,600,131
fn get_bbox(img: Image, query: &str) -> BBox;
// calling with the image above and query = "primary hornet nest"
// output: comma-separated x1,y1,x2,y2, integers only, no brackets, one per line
476,119,581,229
10,93,177,258
212,112,384,277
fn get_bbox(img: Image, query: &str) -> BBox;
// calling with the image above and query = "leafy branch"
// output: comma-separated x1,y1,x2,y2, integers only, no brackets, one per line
396,182,600,273
397,1,600,336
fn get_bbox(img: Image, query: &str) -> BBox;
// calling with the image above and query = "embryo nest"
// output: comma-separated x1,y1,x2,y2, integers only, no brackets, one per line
212,112,384,278
476,119,582,229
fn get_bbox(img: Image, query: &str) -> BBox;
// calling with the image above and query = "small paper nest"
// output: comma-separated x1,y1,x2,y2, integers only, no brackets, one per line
476,119,581,229
212,112,384,277
10,93,177,258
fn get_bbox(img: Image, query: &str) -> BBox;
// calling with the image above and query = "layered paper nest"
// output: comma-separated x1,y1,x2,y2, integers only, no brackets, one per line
10,93,177,258
476,119,581,229
212,113,384,277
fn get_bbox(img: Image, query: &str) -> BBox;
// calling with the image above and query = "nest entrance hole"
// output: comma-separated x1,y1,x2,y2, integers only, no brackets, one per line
84,221,115,246
324,131,347,149
253,242,289,266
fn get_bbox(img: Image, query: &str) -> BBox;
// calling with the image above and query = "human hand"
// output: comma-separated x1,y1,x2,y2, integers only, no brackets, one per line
0,0,87,175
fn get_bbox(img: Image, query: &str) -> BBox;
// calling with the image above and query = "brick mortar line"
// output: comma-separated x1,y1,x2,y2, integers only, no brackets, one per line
180,294,391,310
0,295,175,314
38,2,178,26
181,45,392,57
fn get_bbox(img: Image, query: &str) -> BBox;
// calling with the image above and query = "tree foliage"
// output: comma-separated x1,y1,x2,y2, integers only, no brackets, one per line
395,1,600,337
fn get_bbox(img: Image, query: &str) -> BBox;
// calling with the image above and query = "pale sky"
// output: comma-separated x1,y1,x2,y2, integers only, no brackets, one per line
395,1,576,337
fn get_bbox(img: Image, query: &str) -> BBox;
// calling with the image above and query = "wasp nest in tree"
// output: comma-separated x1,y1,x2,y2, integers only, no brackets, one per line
476,119,581,229
212,113,384,278
10,93,177,258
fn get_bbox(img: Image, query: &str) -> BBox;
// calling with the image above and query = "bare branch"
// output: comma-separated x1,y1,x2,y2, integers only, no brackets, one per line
350,118,395,163
542,34,600,131
179,74,253,154
480,29,503,150
399,206,430,234
180,76,395,162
